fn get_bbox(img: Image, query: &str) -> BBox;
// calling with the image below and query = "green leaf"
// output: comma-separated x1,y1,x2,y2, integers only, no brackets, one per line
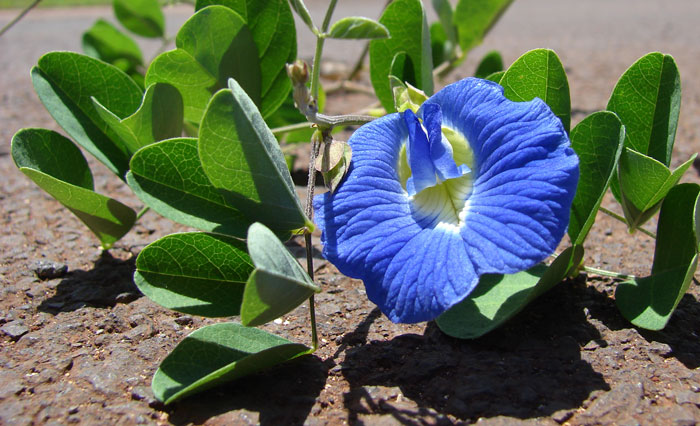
607,52,680,166
146,5,261,125
431,0,457,57
568,111,625,245
370,0,433,113
437,245,584,339
198,80,309,234
12,129,136,249
617,148,696,230
193,0,297,119
484,70,505,83
113,0,165,38
328,17,389,40
152,322,310,404
615,183,700,330
32,52,143,178
500,48,571,133
127,138,251,238
92,83,184,155
241,223,319,327
454,0,513,53
144,50,217,125
474,50,503,79
430,22,447,66
82,19,143,72
287,0,315,31
134,232,253,317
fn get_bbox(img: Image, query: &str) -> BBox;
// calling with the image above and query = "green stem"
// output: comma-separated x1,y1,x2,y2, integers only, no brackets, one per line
582,265,635,280
303,132,322,351
309,0,338,101
0,0,42,38
271,122,312,136
599,206,657,239
136,206,150,220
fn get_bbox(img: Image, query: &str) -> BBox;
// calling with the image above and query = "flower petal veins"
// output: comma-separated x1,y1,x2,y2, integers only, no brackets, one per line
314,78,579,323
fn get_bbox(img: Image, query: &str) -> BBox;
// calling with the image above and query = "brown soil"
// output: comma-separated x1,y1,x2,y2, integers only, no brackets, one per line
3,1,700,425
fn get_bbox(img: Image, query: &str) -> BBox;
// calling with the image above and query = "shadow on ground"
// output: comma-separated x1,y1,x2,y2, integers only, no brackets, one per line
338,281,611,423
164,355,330,425
37,251,140,313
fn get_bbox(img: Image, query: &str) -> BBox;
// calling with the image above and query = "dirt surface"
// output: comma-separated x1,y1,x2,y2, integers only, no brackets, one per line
3,1,700,424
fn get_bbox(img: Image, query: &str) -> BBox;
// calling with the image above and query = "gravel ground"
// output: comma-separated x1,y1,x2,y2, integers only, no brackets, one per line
2,1,700,424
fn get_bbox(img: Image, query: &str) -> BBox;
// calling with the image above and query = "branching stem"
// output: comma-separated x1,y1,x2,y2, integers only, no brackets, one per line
599,206,657,239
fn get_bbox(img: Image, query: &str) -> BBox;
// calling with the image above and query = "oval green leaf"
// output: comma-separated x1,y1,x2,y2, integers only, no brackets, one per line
484,70,505,83
369,0,433,113
241,223,319,327
500,48,571,133
198,80,309,234
82,19,143,72
474,50,504,79
113,0,165,38
127,138,251,238
152,322,310,404
328,17,389,40
32,52,143,178
454,0,513,54
615,183,700,330
607,52,680,166
146,6,261,125
437,245,584,339
618,148,696,230
134,232,253,317
431,0,457,59
92,82,183,156
12,129,136,249
568,111,625,245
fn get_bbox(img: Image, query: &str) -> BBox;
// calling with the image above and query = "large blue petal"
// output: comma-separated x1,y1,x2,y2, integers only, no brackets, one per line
315,77,579,323
425,78,578,274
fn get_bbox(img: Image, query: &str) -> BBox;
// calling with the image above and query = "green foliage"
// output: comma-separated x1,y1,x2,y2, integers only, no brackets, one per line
152,323,310,404
500,48,571,133
617,149,696,230
607,52,680,166
198,79,309,234
12,129,136,249
134,232,253,317
32,52,143,178
454,0,513,54
431,0,457,61
241,223,320,327
327,17,389,40
113,0,165,38
146,6,260,125
194,0,297,120
437,245,584,339
370,0,433,113
474,50,504,79
616,184,700,330
127,138,252,237
93,83,183,156
568,112,625,245
82,19,143,77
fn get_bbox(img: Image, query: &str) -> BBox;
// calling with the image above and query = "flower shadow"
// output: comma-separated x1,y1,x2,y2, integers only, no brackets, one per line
339,283,610,423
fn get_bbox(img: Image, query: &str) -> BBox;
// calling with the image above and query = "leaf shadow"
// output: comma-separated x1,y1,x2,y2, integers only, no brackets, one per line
338,282,610,423
584,276,700,369
37,250,140,313
164,354,330,426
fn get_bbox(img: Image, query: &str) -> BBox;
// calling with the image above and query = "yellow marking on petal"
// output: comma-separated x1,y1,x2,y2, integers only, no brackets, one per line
411,173,473,228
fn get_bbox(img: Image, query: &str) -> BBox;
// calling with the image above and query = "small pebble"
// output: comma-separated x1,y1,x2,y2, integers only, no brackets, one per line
33,260,68,280
1,320,29,340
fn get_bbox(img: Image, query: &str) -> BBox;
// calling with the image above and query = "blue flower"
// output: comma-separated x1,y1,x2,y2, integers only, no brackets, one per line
313,78,579,323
